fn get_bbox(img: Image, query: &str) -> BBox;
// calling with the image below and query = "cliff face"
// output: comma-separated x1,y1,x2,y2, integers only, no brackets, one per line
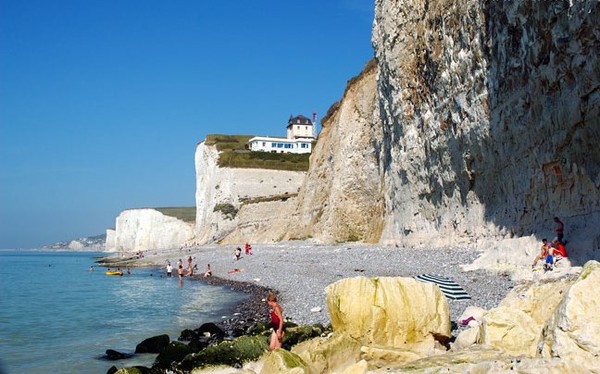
111,209,195,251
285,60,385,243
373,0,600,248
194,142,305,244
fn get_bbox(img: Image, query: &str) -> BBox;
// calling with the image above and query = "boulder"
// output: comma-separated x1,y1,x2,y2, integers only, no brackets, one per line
194,322,225,340
498,278,575,326
260,348,308,374
134,334,170,354
540,260,600,372
153,341,193,369
291,332,361,374
480,307,540,357
325,277,450,352
282,324,328,350
451,325,480,351
178,334,268,372
103,349,133,360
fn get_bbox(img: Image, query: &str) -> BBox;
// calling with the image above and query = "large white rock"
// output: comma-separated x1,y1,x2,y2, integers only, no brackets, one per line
113,209,194,252
540,260,600,372
325,276,450,352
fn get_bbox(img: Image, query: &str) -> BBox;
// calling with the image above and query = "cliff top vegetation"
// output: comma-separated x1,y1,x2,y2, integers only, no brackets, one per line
155,207,196,223
205,134,311,172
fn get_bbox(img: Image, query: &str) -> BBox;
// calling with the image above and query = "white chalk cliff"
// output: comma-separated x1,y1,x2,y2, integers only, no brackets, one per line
109,209,194,252
194,142,306,244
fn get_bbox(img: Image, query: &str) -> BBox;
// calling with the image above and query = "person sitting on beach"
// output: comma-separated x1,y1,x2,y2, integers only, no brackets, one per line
551,239,568,262
532,238,550,269
245,242,253,255
266,292,284,351
234,247,242,261
203,264,212,278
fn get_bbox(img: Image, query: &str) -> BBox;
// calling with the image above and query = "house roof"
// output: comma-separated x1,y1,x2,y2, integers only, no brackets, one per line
287,114,313,127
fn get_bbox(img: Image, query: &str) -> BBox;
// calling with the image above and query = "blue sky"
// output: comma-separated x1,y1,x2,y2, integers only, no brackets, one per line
0,1,375,249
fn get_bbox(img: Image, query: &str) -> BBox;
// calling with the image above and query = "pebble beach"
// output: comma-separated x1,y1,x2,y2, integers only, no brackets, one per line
129,241,516,331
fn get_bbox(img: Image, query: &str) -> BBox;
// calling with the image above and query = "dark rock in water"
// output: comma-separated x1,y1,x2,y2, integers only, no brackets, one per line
178,328,198,341
154,341,193,369
135,334,170,354
104,349,134,360
106,366,118,374
177,335,268,372
194,322,225,340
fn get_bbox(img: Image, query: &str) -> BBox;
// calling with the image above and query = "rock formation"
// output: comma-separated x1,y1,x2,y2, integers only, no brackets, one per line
373,0,600,251
110,209,194,252
285,60,385,243
194,141,305,244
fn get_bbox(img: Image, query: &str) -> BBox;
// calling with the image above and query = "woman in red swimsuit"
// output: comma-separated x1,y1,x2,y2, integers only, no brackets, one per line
266,292,284,350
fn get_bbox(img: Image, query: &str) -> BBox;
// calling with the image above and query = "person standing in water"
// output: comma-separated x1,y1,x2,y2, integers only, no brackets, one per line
266,292,284,350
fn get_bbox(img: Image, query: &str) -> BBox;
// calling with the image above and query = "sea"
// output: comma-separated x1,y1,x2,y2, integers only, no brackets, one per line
0,250,247,374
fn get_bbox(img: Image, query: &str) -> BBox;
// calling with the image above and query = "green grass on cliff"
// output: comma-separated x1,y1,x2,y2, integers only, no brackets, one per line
155,207,196,223
205,134,311,171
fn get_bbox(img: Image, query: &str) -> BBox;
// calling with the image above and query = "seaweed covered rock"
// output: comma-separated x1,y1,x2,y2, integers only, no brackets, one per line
135,334,170,354
282,324,329,349
153,341,193,369
178,334,268,371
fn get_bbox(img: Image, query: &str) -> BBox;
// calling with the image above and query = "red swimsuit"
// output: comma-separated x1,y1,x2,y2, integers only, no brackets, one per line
269,309,280,330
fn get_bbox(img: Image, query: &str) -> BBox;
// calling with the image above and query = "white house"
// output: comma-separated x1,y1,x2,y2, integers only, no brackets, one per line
248,114,315,154
248,136,312,154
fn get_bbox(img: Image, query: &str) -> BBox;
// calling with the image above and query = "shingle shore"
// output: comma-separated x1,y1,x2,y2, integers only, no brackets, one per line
133,241,515,329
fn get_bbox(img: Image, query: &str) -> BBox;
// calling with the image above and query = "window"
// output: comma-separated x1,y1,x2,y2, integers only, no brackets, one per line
297,126,300,130
277,143,283,148
284,144,292,149
271,143,276,148
262,142,266,147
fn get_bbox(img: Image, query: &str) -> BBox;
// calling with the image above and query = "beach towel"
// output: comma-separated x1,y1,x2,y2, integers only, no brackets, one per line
414,274,471,300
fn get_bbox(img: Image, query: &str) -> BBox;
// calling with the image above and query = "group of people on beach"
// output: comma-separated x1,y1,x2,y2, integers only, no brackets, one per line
532,217,568,271
165,256,199,279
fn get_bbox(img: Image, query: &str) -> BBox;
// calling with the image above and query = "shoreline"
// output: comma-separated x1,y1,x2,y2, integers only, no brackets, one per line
101,241,517,329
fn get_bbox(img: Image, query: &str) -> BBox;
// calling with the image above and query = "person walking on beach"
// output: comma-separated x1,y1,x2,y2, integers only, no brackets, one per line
554,217,564,242
266,292,284,351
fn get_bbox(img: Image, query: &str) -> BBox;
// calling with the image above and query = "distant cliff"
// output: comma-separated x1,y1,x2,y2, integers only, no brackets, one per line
106,209,195,252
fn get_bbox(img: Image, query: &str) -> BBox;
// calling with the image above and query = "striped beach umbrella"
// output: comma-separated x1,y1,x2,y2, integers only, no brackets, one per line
414,274,471,300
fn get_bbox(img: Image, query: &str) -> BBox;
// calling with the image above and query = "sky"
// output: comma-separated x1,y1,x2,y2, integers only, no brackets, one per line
0,0,375,249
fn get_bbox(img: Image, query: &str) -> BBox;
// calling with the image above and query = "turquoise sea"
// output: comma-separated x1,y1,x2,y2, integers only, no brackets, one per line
0,250,246,374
